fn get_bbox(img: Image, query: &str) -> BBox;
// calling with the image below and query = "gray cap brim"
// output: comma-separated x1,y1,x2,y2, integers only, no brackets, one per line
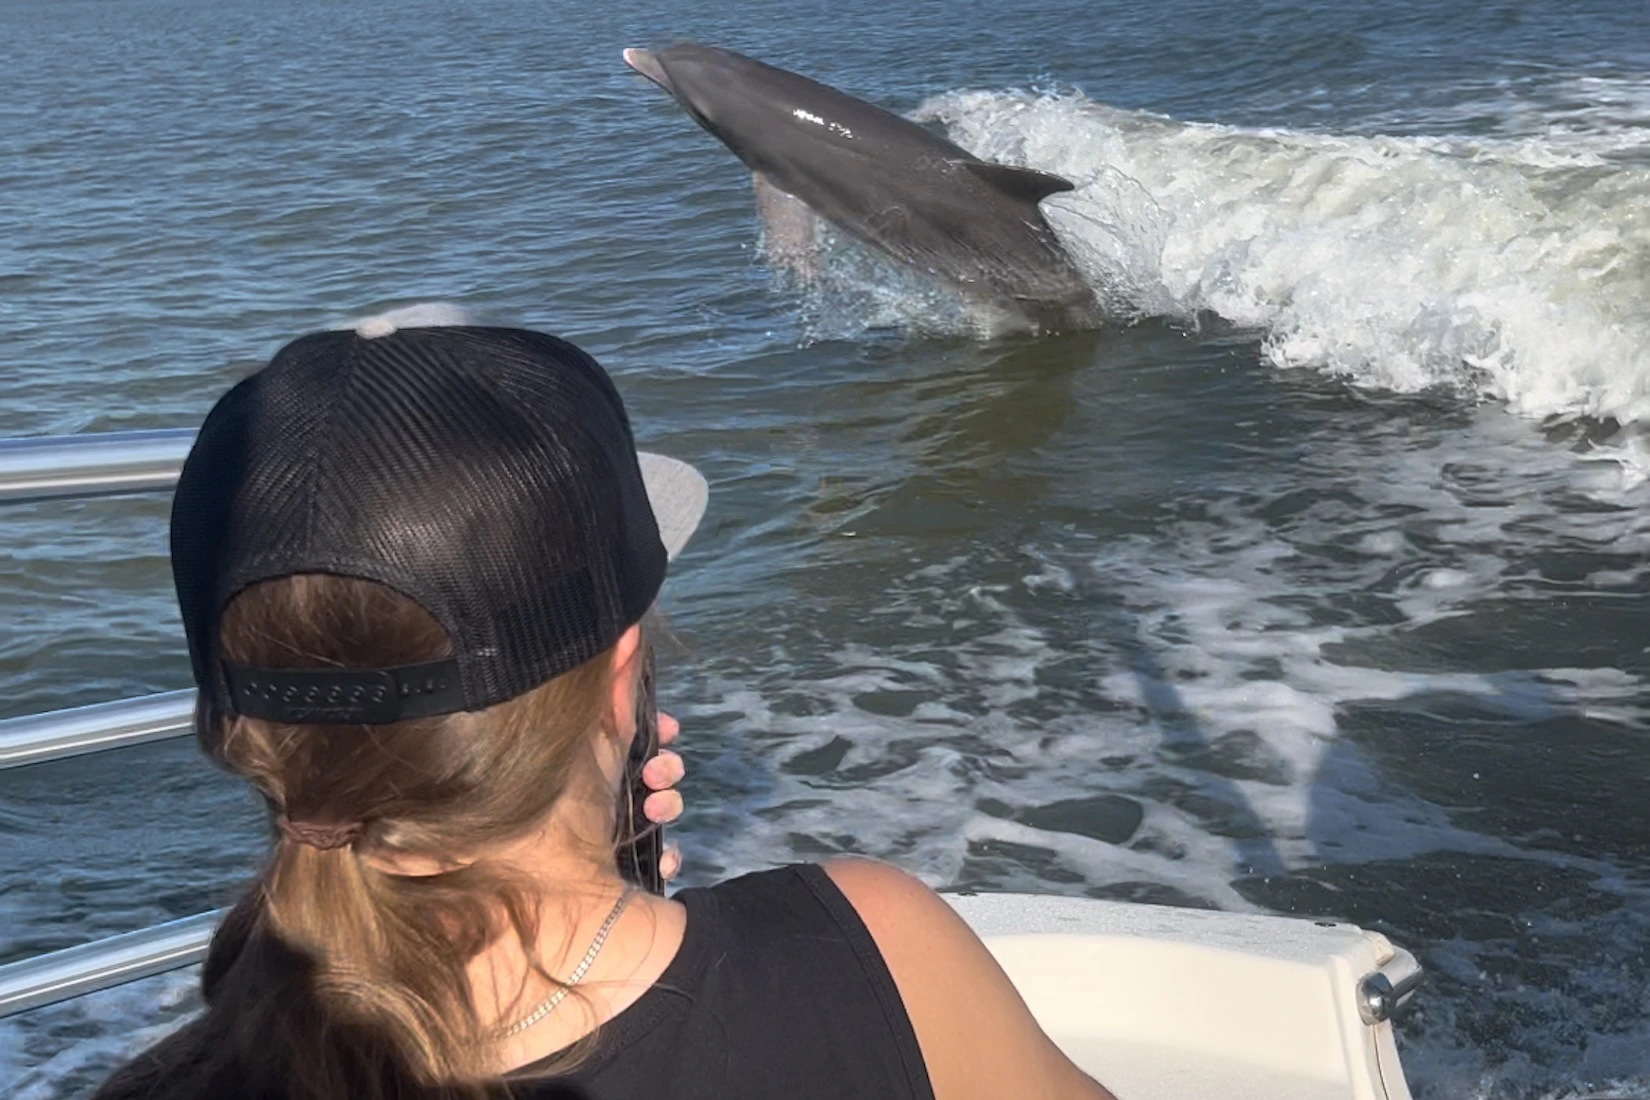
638,452,707,560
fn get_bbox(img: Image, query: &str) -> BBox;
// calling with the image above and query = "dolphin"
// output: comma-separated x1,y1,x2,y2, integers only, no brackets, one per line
623,44,1099,332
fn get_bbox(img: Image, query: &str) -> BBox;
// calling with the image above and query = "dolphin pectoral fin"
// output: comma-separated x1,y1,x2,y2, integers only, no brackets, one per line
953,160,1076,204
753,173,821,281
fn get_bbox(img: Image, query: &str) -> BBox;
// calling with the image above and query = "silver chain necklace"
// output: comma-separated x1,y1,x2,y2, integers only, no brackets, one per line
496,888,633,1039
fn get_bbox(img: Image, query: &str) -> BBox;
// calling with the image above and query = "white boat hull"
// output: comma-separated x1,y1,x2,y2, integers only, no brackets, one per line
947,892,1418,1100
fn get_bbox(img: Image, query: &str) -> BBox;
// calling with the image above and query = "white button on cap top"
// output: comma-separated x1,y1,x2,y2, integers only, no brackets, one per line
355,316,398,338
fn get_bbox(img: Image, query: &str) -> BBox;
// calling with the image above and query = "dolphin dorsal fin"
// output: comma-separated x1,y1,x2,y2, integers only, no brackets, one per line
955,160,1076,204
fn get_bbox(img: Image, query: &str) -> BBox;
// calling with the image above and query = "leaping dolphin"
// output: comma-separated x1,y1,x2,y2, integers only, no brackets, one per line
623,44,1100,332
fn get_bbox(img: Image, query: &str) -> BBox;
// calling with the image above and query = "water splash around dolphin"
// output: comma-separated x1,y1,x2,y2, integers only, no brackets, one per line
624,44,1101,334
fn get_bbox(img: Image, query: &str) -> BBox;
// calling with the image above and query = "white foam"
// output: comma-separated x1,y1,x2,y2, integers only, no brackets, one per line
775,220,1015,341
744,86,1643,451
688,423,1650,893
912,90,1650,433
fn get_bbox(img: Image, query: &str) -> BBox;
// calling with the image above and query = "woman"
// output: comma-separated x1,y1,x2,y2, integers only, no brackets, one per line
96,321,1112,1100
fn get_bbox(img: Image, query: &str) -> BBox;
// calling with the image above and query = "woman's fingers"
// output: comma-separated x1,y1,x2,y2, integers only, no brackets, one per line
643,788,683,824
643,715,684,855
642,749,684,792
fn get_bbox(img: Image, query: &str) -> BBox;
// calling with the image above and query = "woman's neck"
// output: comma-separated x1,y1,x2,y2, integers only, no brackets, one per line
463,774,689,1072
478,883,688,1074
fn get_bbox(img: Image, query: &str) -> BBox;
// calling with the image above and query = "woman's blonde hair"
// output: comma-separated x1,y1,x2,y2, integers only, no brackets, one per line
96,572,629,1100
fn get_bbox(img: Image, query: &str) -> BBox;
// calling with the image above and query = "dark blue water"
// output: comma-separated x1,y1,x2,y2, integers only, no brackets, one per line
3,0,1648,1095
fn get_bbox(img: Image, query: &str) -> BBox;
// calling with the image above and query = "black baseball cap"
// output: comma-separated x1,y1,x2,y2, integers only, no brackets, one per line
171,320,707,726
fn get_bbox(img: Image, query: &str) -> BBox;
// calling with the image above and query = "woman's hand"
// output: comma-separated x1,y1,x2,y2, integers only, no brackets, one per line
640,711,685,881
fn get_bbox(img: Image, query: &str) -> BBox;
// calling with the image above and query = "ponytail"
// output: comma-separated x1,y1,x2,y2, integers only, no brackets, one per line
95,574,620,1100
261,839,491,1093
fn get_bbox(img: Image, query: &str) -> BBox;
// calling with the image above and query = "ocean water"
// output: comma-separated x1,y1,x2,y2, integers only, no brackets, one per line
3,0,1648,1095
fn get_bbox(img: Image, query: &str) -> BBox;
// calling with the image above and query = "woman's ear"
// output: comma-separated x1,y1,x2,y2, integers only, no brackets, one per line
605,624,644,742
611,622,642,672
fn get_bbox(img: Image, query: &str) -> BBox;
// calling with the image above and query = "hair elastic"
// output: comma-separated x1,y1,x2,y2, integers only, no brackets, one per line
275,815,365,851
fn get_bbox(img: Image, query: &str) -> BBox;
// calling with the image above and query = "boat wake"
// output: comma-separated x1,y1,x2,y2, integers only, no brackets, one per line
786,83,1650,458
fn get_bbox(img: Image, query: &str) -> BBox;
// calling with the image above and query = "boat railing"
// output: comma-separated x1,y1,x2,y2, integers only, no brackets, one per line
0,428,193,505
0,430,215,1020
0,691,196,771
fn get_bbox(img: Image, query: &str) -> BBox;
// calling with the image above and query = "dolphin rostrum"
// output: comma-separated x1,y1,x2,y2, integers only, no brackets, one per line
624,45,1099,332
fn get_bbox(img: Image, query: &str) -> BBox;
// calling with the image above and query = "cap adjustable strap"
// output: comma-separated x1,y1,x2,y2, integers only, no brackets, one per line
223,658,465,725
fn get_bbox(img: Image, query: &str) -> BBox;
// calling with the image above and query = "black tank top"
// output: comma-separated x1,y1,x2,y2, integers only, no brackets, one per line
512,863,935,1100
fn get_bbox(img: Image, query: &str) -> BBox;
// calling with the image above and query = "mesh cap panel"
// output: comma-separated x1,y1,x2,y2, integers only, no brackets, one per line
171,326,670,717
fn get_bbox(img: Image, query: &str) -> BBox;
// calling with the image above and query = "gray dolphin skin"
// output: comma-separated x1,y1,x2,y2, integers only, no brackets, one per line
624,45,1100,331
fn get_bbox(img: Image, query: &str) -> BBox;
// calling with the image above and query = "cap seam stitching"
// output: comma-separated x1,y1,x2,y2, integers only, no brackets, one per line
306,334,365,552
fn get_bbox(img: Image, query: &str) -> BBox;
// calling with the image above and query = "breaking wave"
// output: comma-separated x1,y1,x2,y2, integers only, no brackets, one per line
882,87,1650,429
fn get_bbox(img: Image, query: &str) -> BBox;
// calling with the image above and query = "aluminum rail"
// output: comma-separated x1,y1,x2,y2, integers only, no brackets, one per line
0,428,200,768
0,429,193,504
0,429,217,1018
0,691,197,770
0,911,220,1019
